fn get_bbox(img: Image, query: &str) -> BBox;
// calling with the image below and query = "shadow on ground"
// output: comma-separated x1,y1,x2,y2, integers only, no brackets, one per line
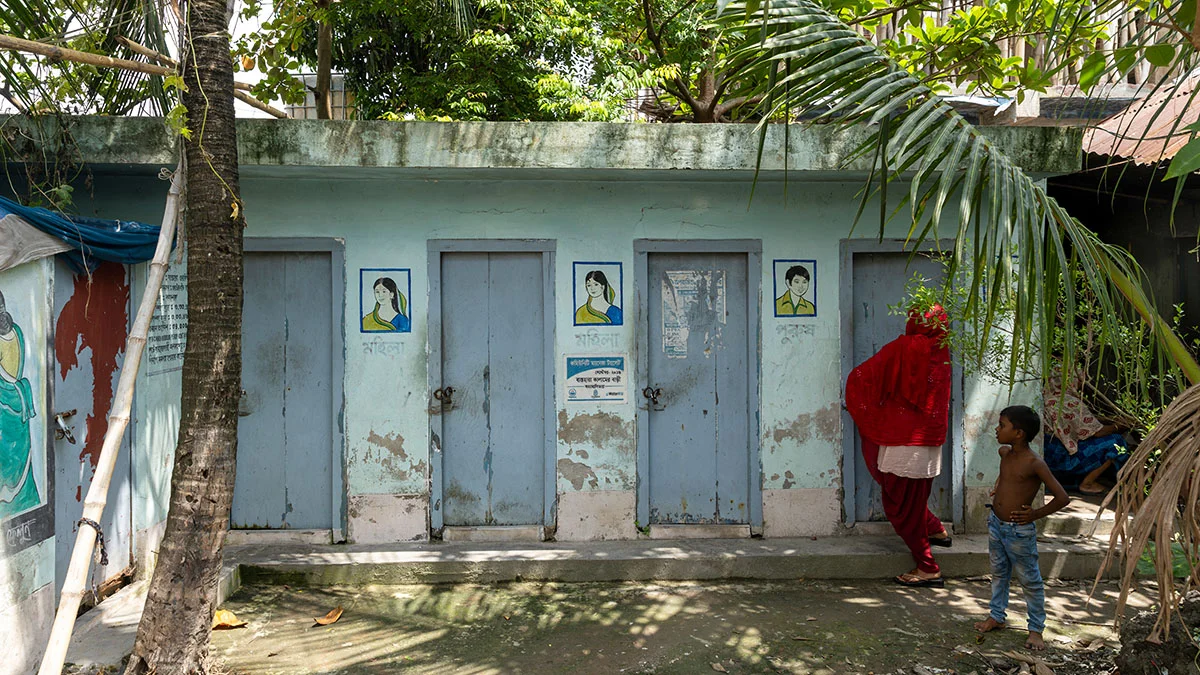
211,578,1148,674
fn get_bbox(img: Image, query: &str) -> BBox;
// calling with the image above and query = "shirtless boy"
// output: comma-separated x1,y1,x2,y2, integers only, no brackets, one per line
974,405,1071,650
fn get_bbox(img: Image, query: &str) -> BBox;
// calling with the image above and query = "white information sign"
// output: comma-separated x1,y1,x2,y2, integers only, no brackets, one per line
565,355,627,404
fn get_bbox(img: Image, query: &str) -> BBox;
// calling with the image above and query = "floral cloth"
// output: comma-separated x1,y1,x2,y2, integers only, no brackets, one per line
1042,371,1104,455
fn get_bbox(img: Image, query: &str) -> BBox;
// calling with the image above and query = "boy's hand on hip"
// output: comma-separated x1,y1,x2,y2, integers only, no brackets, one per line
1010,505,1034,524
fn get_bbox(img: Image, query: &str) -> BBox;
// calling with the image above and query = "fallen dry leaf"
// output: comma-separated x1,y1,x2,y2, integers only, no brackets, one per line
314,606,344,626
710,663,727,672
1002,650,1054,675
805,616,817,621
211,609,247,630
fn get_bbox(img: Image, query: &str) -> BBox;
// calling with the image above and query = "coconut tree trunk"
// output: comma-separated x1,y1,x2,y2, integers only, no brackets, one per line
124,0,245,671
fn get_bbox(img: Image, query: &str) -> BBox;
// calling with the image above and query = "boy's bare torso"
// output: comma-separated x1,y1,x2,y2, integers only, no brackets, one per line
992,447,1046,522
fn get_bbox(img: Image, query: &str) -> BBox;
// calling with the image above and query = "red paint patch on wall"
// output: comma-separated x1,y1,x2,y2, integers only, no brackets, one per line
55,262,130,476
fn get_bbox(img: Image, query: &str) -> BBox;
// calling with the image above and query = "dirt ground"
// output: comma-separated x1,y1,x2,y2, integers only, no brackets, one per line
209,578,1152,674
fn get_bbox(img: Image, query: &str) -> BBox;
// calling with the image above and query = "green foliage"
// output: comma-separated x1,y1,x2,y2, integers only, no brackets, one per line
894,258,1198,433
1137,540,1194,579
235,0,1200,121
233,0,773,122
1166,122,1200,180
0,0,172,115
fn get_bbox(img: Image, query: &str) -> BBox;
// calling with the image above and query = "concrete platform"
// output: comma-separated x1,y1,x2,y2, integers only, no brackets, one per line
229,532,1116,588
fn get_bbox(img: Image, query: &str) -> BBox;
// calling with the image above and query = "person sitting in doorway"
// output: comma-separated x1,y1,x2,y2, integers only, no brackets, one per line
1042,369,1128,496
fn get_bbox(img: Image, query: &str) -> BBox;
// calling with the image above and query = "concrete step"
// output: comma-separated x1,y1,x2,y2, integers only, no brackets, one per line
1040,493,1119,537
226,533,1116,589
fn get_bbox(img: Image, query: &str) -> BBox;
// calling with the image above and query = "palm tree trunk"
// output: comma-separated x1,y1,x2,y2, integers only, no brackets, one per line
124,0,245,670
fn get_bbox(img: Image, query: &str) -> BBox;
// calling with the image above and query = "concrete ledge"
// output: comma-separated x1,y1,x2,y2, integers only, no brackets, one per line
228,534,1116,587
226,529,333,546
443,526,546,542
0,117,1082,178
648,525,751,539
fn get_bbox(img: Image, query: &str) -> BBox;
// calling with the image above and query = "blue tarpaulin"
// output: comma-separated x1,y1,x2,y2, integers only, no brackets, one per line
0,196,162,272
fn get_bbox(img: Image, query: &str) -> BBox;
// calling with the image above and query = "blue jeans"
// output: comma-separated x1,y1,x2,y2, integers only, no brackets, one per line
988,511,1046,634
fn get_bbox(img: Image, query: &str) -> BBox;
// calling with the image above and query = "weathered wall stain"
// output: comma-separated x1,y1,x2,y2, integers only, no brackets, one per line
366,430,408,462
782,470,795,490
558,457,599,490
557,410,635,456
445,480,480,504
767,402,841,447
364,430,426,482
54,262,129,476
962,412,998,449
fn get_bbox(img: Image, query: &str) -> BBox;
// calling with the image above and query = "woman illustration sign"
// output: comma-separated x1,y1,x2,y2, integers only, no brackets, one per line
361,274,411,333
0,289,40,520
574,266,623,326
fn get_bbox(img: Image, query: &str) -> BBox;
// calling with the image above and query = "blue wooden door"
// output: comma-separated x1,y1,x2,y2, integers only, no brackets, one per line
232,252,334,529
53,260,133,591
645,253,751,524
851,252,953,522
440,252,546,526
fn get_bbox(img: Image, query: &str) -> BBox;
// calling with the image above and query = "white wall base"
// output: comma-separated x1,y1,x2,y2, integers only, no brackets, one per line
555,490,637,541
0,582,54,675
347,494,428,543
762,488,841,537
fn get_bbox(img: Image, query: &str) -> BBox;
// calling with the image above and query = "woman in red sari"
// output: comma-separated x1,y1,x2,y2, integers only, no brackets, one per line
845,305,953,587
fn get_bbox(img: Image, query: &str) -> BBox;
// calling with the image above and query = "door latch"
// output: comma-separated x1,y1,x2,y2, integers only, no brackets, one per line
54,409,77,444
641,386,664,410
433,386,455,406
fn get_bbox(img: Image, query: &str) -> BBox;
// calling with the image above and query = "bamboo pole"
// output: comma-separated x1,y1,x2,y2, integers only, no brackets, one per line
116,36,288,117
2,32,289,102
0,33,174,79
233,89,288,118
114,36,256,93
38,160,184,675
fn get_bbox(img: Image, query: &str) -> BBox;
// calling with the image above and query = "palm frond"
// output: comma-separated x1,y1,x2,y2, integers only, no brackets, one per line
1095,382,1200,642
0,0,173,115
716,0,1200,388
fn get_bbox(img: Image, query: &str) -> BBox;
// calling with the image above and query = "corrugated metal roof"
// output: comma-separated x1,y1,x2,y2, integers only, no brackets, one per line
1083,76,1200,164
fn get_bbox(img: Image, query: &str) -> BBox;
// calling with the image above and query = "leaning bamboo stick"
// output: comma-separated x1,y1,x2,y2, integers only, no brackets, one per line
0,33,174,79
38,160,184,675
2,33,280,96
115,36,174,66
116,36,288,117
233,89,288,118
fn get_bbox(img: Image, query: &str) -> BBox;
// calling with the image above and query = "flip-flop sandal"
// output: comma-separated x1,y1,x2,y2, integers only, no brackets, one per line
894,574,945,588
929,535,953,548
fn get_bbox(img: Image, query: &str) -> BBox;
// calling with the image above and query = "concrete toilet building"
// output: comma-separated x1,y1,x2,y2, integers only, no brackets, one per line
0,117,1078,670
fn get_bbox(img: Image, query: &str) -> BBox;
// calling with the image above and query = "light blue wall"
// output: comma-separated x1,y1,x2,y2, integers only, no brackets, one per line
75,168,1023,536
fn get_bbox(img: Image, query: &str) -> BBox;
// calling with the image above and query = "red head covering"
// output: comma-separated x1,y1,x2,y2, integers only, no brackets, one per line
845,305,952,446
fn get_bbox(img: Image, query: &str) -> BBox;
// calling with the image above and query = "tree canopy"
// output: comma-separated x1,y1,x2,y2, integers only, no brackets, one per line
234,0,1168,122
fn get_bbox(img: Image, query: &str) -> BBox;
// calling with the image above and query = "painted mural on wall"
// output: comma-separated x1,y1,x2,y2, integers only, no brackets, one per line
0,288,40,521
573,262,623,326
360,269,411,333
773,260,817,317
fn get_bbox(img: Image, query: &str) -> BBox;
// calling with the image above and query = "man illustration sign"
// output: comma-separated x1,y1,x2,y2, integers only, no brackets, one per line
775,264,815,316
